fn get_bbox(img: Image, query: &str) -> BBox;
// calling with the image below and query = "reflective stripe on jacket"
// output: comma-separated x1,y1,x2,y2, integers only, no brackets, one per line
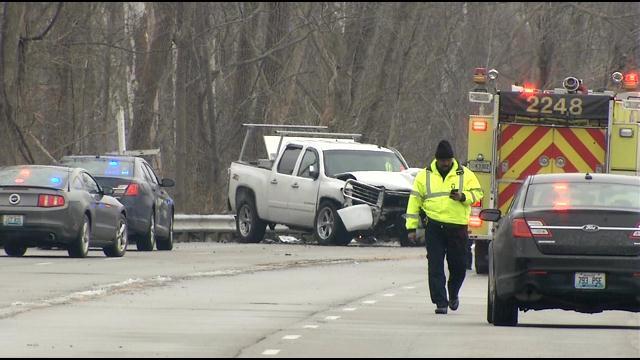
405,158,484,229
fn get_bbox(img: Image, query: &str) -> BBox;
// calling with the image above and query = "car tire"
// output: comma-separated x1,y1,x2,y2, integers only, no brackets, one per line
156,213,174,251
68,214,91,258
475,240,489,274
4,242,27,257
104,214,128,257
236,194,266,244
491,287,518,326
314,201,352,246
136,212,156,251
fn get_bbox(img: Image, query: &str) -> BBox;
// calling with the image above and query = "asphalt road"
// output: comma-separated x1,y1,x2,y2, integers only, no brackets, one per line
0,242,638,358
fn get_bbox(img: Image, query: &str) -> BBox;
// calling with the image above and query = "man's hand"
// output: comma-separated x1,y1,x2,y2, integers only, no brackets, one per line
407,230,417,243
449,189,464,201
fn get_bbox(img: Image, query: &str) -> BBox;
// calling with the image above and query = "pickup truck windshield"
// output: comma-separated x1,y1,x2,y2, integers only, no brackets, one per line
323,150,405,177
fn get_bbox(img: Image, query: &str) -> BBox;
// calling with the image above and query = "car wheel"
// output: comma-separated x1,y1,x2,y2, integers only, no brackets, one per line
487,267,495,324
475,241,489,274
104,214,128,257
236,195,266,243
4,242,27,257
156,214,174,251
492,288,518,327
136,212,156,251
314,201,352,246
69,214,90,258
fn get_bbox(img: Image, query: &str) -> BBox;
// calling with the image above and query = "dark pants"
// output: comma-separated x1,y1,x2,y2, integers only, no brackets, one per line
425,218,469,307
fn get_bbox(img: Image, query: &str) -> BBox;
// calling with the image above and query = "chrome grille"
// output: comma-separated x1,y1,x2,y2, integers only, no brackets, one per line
343,179,384,208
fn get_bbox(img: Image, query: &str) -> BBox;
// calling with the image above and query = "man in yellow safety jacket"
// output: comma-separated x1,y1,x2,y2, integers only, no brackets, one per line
406,140,483,314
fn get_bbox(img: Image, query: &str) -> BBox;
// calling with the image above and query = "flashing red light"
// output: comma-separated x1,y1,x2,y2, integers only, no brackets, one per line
471,201,482,208
19,169,31,177
553,183,568,192
472,119,488,132
469,216,483,228
553,200,571,210
522,82,537,93
14,178,25,184
512,218,533,238
38,194,65,208
124,183,139,196
623,73,639,90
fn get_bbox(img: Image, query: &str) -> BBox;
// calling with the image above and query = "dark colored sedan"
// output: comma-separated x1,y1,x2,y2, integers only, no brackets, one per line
59,155,175,251
0,166,128,258
481,173,640,326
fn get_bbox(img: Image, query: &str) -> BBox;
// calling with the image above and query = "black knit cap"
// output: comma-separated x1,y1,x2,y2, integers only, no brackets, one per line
435,140,454,159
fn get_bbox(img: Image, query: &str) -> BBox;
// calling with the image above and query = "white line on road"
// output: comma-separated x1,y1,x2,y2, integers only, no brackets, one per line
343,307,357,312
383,293,396,297
34,262,52,266
362,300,377,304
402,286,416,289
262,349,280,355
104,257,124,261
303,325,319,329
325,316,341,321
282,335,301,340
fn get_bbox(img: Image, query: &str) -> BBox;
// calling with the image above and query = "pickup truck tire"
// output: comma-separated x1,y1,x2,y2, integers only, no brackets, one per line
236,195,266,243
314,201,352,246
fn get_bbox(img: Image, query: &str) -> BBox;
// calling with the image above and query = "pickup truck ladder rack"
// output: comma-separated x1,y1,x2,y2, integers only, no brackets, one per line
239,124,328,161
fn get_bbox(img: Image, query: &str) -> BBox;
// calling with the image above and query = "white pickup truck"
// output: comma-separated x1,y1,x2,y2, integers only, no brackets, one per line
226,124,422,246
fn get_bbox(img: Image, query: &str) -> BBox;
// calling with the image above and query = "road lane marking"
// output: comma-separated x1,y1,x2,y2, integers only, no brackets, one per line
383,293,396,297
343,307,357,312
325,316,341,320
262,349,280,355
34,262,52,266
104,257,124,261
362,300,377,304
282,335,301,340
402,286,416,289
303,325,319,329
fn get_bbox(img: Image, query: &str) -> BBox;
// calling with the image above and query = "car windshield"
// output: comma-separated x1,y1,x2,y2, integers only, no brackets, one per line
525,182,640,210
0,167,68,189
61,158,134,178
323,150,405,177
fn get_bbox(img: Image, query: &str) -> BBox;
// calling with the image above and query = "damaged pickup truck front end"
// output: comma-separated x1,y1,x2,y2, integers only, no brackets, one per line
335,170,421,246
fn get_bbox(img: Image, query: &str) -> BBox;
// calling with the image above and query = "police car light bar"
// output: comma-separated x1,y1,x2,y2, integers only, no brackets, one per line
469,92,493,103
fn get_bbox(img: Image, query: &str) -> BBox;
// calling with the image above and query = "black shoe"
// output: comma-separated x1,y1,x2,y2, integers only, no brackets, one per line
435,306,448,314
449,298,459,311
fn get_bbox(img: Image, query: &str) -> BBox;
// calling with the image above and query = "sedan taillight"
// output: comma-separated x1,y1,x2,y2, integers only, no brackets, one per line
512,218,551,238
38,194,65,208
124,183,139,196
512,219,532,238
631,222,640,239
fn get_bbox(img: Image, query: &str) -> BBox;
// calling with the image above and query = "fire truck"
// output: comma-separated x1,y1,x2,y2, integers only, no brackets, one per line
467,68,640,274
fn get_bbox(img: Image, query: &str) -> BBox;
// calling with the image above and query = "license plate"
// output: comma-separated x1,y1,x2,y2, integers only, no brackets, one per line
2,215,24,227
574,272,606,290
468,160,491,173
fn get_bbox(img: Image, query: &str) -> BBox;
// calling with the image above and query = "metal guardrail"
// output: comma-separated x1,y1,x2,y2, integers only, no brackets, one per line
174,214,236,233
173,214,290,234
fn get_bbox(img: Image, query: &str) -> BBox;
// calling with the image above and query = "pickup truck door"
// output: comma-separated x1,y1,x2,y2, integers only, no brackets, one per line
287,147,321,227
267,145,303,221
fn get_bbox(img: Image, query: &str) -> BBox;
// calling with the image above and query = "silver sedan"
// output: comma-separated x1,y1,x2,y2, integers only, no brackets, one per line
0,165,128,258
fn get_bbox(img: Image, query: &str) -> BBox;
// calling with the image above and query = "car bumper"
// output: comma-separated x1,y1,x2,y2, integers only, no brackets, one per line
115,197,151,236
498,256,640,313
0,208,78,246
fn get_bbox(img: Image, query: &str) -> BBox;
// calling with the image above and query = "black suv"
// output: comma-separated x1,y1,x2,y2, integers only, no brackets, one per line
60,155,175,251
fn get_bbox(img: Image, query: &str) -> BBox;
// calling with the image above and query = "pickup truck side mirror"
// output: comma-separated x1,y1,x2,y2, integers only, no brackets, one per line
309,165,320,180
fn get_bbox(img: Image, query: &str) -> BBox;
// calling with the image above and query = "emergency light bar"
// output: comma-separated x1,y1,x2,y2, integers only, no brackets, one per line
469,92,493,103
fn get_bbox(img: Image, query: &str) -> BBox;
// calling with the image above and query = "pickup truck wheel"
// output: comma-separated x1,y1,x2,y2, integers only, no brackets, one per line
314,201,352,246
236,197,266,243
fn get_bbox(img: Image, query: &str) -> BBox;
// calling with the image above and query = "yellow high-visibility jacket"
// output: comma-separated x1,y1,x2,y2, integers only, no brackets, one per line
406,159,484,229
